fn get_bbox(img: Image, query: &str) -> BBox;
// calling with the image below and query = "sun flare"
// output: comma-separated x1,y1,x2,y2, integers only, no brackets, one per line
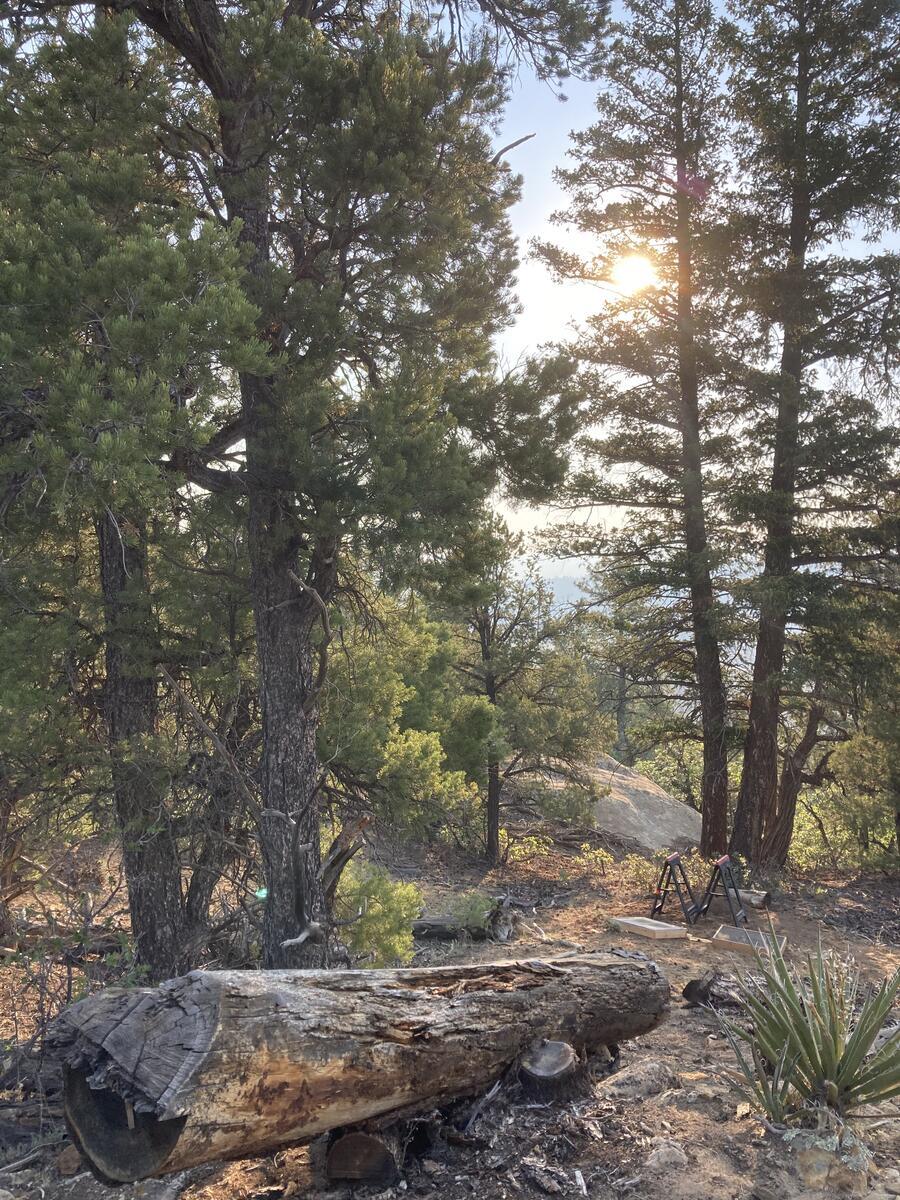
610,254,658,295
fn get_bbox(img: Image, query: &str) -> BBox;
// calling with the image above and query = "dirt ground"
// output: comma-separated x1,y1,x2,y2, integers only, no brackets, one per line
1,835,898,1200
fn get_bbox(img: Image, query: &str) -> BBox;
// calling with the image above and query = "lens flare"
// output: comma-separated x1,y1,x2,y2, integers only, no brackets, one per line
610,254,658,295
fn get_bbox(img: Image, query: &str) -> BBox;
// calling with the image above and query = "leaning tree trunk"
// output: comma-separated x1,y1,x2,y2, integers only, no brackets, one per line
96,510,185,981
761,699,824,866
52,953,669,1183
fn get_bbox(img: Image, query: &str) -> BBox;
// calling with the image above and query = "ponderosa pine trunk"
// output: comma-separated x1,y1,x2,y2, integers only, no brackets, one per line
183,690,255,946
762,700,823,866
96,510,185,980
614,664,633,765
0,784,18,940
731,6,811,865
476,610,503,866
486,759,502,865
673,3,729,856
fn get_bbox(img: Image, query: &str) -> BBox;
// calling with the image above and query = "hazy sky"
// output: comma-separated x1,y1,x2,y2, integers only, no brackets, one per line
491,70,604,575
494,71,602,364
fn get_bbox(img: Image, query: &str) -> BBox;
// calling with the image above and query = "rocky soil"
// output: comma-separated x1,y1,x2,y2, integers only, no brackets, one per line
0,836,897,1200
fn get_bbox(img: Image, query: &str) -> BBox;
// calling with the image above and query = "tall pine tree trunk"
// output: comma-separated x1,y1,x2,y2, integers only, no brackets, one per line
218,108,335,967
731,9,810,864
96,510,185,980
763,699,823,866
614,664,633,766
477,611,503,866
486,760,502,865
0,784,17,941
673,4,729,855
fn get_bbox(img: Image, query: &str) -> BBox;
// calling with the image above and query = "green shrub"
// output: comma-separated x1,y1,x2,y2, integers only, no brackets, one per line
447,890,495,932
334,862,423,967
499,829,554,863
618,852,658,894
720,935,900,1127
573,842,614,877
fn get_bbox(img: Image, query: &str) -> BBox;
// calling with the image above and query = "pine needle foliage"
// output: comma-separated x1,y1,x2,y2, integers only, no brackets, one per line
720,936,900,1127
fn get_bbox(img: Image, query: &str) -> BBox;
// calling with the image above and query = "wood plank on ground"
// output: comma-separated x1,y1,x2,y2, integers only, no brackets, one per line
712,925,787,955
612,916,688,940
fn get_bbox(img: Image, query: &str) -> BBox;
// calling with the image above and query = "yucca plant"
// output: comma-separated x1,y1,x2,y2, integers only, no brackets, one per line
720,932,900,1127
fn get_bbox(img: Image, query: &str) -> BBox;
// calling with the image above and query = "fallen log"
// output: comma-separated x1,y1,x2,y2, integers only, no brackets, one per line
709,887,770,911
412,916,489,940
412,898,518,943
50,953,669,1183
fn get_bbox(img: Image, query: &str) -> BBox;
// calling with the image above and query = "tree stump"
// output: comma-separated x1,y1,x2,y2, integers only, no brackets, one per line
50,953,670,1183
519,1040,585,1100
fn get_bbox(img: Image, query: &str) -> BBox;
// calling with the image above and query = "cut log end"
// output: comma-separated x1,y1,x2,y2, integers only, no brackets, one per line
64,1067,185,1185
519,1040,585,1101
325,1130,403,1185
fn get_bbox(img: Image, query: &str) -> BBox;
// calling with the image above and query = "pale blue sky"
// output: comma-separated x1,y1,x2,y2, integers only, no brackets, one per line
491,70,605,573
494,71,602,365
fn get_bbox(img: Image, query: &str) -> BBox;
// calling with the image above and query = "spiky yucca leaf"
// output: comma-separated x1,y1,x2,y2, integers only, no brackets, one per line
719,933,900,1125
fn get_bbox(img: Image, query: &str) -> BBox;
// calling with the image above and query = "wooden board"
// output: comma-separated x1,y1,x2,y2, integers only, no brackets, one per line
712,925,787,955
612,916,688,940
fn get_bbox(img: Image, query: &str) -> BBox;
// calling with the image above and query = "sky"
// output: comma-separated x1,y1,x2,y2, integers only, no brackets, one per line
494,71,601,365
490,70,605,585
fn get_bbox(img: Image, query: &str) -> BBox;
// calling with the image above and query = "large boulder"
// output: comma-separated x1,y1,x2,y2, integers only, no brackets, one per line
591,754,701,852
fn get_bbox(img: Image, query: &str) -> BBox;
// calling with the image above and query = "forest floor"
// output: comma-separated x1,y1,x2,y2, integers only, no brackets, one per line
1,829,898,1200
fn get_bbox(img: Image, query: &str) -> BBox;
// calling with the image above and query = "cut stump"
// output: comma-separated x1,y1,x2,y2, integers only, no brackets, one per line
518,1040,584,1101
50,953,670,1183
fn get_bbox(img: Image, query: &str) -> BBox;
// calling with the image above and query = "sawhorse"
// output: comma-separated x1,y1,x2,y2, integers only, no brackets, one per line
697,855,747,927
650,852,700,924
649,852,748,928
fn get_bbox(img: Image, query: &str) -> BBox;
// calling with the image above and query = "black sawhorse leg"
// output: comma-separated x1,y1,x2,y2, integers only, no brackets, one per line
698,855,747,927
650,852,700,924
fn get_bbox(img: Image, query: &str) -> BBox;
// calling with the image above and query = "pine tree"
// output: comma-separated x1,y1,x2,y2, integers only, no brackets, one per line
430,518,605,864
3,2,600,966
725,0,900,863
0,14,263,976
535,0,736,853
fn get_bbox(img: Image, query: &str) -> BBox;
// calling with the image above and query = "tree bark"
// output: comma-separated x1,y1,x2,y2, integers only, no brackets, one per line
217,106,337,967
731,3,811,864
96,510,185,981
477,611,502,866
761,700,824,866
412,898,517,942
672,1,729,856
486,759,502,865
614,664,633,766
52,953,670,1183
